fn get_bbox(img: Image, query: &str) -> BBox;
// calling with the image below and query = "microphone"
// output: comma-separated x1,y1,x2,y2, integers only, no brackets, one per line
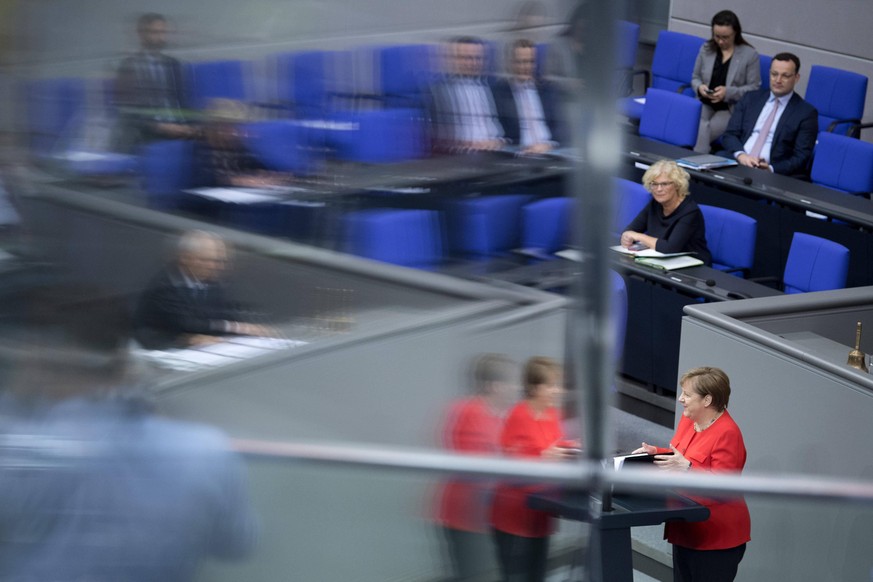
705,279,716,287
743,177,753,186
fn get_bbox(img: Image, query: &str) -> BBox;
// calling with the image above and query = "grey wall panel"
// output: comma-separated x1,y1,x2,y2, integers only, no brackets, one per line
669,3,873,143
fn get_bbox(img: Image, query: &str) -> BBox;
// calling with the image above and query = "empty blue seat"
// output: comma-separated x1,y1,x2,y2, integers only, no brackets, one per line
521,197,575,257
186,60,248,110
622,30,705,120
699,205,757,276
242,120,322,176
759,54,773,91
446,194,531,258
342,208,443,269
805,65,868,137
783,232,850,294
331,108,427,163
378,44,434,108
139,140,196,211
25,77,87,156
639,88,702,148
613,177,650,238
811,131,873,196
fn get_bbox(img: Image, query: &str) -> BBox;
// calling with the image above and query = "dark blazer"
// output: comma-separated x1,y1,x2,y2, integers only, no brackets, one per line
626,197,712,266
426,74,503,152
133,265,241,349
491,78,564,146
720,89,818,177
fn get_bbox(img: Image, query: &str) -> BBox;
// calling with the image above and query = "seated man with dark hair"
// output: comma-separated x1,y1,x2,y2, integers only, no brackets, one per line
492,39,563,154
719,52,818,177
134,230,274,349
428,36,505,153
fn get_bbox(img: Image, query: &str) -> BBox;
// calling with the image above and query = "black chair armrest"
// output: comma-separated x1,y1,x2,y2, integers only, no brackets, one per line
826,117,863,136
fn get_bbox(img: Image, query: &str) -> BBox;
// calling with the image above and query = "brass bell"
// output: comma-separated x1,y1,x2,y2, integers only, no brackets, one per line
847,321,868,372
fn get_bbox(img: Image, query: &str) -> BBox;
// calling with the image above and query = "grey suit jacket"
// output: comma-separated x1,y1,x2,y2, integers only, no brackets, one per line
691,43,761,107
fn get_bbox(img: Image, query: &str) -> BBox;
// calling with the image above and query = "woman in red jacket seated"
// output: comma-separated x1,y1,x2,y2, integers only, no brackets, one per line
635,366,750,582
491,356,576,582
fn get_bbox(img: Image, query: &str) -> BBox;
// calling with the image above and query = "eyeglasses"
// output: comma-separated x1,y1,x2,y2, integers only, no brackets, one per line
650,181,675,189
713,33,734,42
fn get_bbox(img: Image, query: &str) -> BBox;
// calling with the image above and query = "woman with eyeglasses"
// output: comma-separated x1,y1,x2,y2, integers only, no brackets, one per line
620,160,712,266
691,10,761,153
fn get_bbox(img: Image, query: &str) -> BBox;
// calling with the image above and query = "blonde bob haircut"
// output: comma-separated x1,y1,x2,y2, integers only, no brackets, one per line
641,160,691,199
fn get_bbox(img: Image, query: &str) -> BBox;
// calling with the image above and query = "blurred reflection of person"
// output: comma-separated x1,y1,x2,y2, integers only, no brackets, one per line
428,36,505,153
491,357,577,582
436,354,519,581
0,288,258,581
134,230,275,349
114,13,198,150
493,39,563,154
201,99,291,189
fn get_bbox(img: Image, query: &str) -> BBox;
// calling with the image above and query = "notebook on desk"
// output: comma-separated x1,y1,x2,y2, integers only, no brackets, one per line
676,154,738,170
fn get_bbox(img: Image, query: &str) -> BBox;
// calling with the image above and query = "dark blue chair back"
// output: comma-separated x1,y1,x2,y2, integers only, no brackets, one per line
447,194,531,257
811,131,873,196
612,177,650,238
521,197,575,256
186,60,248,110
639,88,702,148
699,204,757,276
343,208,444,269
139,140,196,210
379,44,434,108
783,232,850,294
805,65,868,136
759,54,773,91
25,77,87,155
649,31,705,96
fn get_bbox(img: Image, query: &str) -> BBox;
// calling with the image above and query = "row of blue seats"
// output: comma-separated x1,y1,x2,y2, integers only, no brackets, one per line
25,21,644,163
638,88,873,197
623,30,870,138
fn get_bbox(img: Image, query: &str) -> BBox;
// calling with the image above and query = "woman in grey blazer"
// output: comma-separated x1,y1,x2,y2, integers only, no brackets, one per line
691,11,761,153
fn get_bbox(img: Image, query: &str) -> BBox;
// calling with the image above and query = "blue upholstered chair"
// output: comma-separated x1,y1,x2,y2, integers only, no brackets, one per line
378,44,434,108
782,232,850,294
520,197,575,258
330,108,427,163
811,132,873,196
342,208,443,269
25,77,87,156
622,30,705,120
446,194,531,258
639,88,702,148
243,120,322,175
759,54,773,91
612,177,650,238
699,205,757,277
804,65,868,137
186,60,249,111
139,140,196,211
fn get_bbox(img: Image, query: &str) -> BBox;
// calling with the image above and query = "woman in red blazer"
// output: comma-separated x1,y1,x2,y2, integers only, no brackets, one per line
635,366,750,582
491,357,576,582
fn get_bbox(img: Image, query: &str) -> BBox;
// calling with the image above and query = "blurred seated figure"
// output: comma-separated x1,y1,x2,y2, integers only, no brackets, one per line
493,39,563,154
114,13,198,151
428,36,505,153
134,230,275,349
0,287,258,581
435,353,519,581
200,98,291,189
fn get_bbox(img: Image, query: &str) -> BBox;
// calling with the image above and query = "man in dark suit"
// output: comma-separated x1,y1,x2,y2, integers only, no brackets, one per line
492,39,563,154
134,230,273,349
427,36,505,153
114,13,197,150
720,52,818,177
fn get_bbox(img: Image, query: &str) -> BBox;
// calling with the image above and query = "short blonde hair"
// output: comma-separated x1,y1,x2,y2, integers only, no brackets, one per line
642,160,691,199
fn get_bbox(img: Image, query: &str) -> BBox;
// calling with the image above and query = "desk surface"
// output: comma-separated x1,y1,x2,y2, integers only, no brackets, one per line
624,134,873,230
